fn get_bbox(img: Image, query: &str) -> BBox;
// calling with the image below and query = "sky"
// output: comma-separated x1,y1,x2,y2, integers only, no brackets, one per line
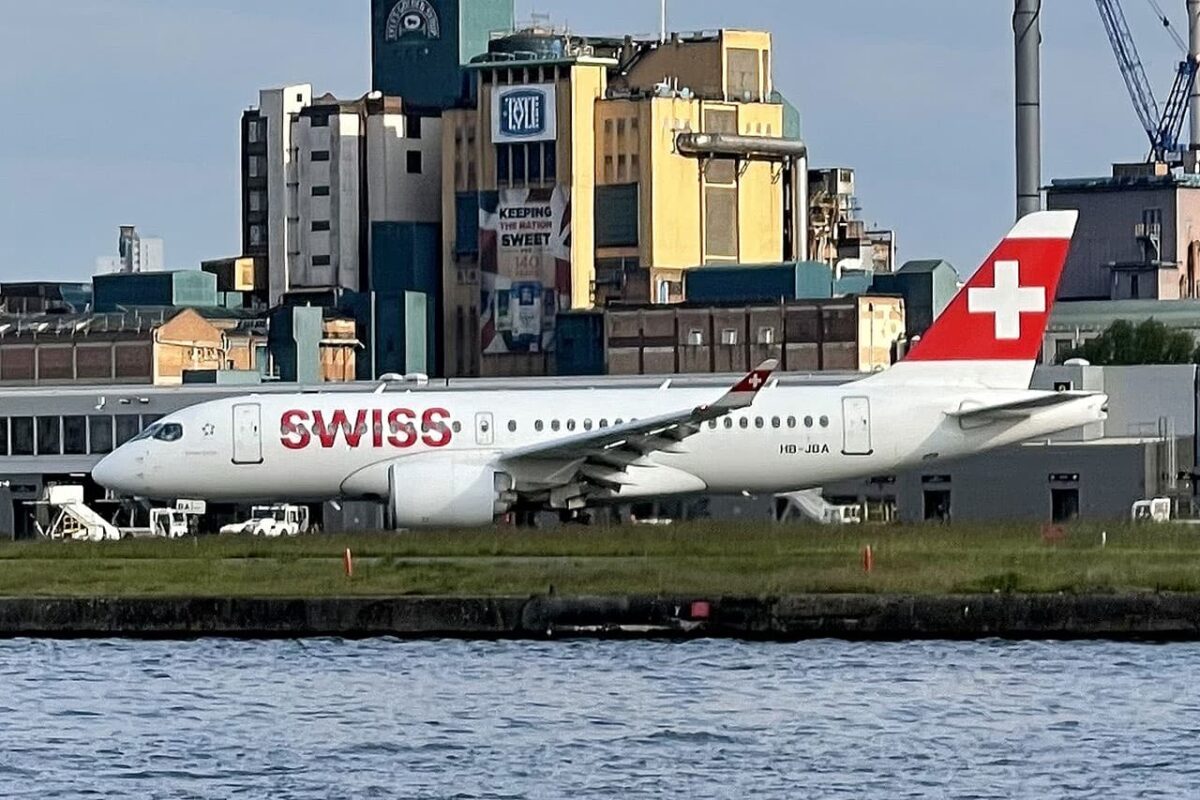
0,0,1191,280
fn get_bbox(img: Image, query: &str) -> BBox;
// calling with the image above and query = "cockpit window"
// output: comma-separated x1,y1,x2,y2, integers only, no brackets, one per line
154,423,184,442
130,422,162,442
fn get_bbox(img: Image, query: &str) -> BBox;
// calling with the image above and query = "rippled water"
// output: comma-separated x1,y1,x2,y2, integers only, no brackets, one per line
0,638,1196,798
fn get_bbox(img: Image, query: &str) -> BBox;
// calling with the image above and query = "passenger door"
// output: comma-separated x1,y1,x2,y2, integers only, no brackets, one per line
232,403,263,464
841,396,872,455
475,412,494,446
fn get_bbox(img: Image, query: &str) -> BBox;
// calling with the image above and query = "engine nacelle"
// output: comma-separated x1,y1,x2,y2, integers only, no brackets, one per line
388,458,513,528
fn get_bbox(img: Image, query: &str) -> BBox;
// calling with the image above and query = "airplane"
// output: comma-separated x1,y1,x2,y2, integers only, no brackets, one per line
92,210,1107,528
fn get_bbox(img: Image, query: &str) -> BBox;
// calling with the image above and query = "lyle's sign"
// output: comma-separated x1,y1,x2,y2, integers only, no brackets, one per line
492,84,557,143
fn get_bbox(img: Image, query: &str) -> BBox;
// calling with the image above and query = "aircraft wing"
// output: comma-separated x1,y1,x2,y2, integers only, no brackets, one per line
947,391,1097,421
498,360,776,494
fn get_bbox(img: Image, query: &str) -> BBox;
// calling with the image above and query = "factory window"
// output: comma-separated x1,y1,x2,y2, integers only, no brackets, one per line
249,224,265,246
311,220,330,232
687,329,704,346
720,328,738,346
703,108,737,135
543,144,556,181
512,145,527,183
36,416,60,456
248,156,264,178
528,145,542,183
89,416,113,455
704,186,738,259
757,327,775,345
311,150,331,162
727,48,762,102
0,417,7,455
596,184,640,247
497,145,510,183
247,119,263,143
310,114,330,128
312,255,332,267
114,414,141,446
705,158,736,185
406,114,422,139
407,150,422,174
604,155,614,182
10,417,33,456
249,191,265,213
63,416,87,455
312,185,330,197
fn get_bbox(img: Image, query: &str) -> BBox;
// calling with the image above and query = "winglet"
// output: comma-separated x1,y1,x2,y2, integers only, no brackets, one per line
705,359,778,411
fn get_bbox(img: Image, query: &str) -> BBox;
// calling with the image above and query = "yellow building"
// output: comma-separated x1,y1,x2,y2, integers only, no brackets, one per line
442,28,806,377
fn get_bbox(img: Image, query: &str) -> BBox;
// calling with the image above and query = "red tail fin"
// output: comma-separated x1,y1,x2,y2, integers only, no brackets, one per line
907,210,1076,362
871,210,1077,388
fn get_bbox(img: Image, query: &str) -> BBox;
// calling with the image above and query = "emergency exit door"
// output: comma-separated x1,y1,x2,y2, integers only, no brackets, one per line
841,396,872,455
475,412,494,446
232,403,263,464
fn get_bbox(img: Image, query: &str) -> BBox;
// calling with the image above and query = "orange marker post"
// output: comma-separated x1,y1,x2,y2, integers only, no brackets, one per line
344,548,353,578
862,545,874,573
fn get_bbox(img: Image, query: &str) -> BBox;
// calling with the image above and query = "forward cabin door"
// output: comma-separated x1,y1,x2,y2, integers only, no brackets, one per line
841,396,872,455
232,403,263,464
475,412,495,446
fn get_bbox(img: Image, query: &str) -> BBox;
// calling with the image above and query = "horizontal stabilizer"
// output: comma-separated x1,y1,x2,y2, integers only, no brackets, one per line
947,392,1097,421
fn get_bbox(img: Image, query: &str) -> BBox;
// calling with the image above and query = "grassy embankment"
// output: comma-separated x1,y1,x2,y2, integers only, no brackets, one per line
1,523,1199,597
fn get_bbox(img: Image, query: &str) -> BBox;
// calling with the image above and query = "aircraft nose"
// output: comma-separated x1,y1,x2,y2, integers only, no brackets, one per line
92,450,138,495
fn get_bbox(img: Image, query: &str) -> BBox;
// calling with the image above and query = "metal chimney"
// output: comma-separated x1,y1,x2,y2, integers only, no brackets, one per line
1189,0,1200,148
1014,0,1042,219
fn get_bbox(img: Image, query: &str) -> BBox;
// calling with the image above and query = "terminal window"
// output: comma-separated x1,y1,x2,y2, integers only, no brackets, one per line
0,418,6,455
10,417,32,456
36,417,61,456
89,416,113,455
63,416,87,456
114,414,140,447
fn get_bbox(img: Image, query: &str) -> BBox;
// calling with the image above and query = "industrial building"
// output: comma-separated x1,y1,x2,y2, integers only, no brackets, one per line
440,25,809,378
556,297,905,376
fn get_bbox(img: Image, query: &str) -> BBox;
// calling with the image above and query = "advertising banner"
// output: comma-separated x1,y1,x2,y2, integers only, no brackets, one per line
491,83,558,143
479,186,571,354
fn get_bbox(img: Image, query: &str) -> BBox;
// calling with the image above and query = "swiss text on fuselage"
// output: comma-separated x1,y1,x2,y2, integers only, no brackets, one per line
280,408,452,450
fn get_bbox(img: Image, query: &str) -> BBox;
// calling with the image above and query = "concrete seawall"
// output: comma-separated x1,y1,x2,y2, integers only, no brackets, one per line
2,594,1200,640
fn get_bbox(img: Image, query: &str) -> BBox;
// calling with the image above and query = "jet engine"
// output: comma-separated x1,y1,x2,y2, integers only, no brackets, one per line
387,458,514,528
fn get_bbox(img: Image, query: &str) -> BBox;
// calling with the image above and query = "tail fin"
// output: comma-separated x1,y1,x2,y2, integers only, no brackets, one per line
868,210,1078,389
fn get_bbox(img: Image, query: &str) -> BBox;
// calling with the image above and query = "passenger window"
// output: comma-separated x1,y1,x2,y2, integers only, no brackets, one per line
820,415,830,428
583,419,593,430
535,420,544,432
452,421,463,433
615,418,624,425
787,416,796,428
754,417,764,429
508,420,517,432
599,419,609,428
566,419,576,431
804,416,814,428
771,416,780,429
723,417,733,429
551,420,560,431
738,418,748,429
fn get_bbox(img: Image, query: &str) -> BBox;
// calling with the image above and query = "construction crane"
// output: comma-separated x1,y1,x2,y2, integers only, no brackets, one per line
1094,0,1198,162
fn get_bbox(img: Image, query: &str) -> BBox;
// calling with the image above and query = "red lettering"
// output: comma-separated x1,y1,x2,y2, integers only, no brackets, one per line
280,409,311,450
421,407,452,448
372,408,383,448
387,408,417,448
312,409,369,448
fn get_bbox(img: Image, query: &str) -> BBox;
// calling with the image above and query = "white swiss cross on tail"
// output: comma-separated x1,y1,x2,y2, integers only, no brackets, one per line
967,260,1045,340
869,210,1078,388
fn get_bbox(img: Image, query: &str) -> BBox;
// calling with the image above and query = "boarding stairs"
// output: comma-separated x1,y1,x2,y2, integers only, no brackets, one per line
39,485,121,542
776,489,862,525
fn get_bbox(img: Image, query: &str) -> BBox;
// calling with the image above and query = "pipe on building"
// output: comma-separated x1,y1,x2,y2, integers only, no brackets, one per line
1013,0,1042,219
674,132,809,260
1190,0,1200,149
675,132,808,160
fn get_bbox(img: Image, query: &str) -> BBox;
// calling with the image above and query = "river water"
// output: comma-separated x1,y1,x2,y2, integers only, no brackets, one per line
0,638,1196,798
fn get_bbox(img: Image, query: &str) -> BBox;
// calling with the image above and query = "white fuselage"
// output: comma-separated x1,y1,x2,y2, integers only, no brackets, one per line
92,381,1108,506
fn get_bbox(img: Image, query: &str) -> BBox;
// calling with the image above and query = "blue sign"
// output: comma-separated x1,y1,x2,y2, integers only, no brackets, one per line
492,85,557,143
